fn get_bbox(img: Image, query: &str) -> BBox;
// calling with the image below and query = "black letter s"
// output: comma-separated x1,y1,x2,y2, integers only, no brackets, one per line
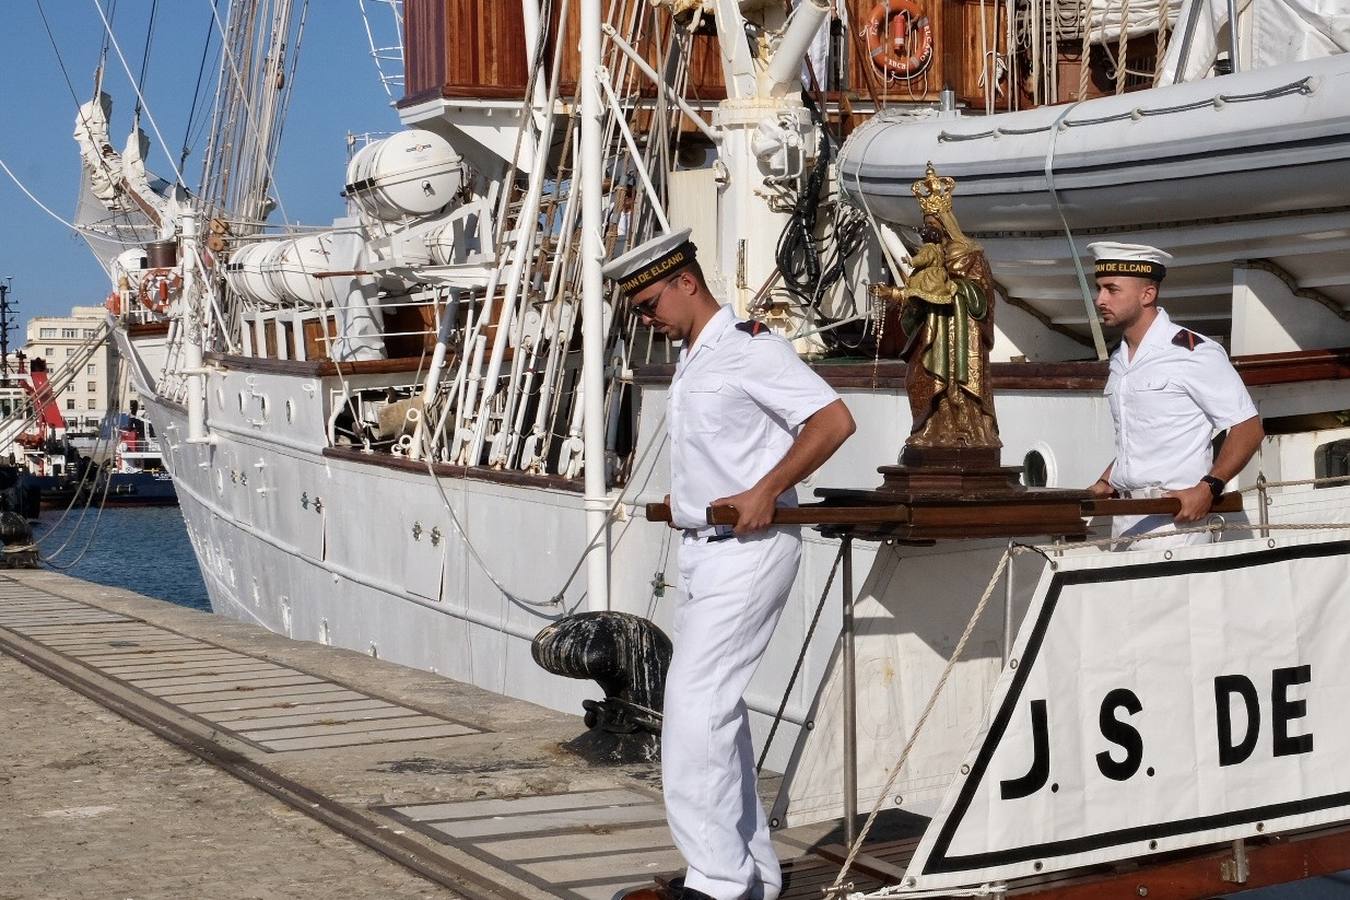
1097,689,1144,781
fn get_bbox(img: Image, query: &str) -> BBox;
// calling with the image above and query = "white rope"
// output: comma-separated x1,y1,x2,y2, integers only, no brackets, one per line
414,409,670,614
0,155,142,247
1238,473,1350,492
200,0,296,227
1078,519,1350,552
416,425,561,610
827,548,1014,896
90,0,189,190
853,883,1005,899
1043,100,1108,361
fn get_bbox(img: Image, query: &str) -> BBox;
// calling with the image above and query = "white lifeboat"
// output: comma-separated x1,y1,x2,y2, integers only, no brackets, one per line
838,53,1350,330
343,130,465,222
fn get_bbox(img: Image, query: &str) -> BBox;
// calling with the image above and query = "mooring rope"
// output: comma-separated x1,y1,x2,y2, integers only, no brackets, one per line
826,548,1014,896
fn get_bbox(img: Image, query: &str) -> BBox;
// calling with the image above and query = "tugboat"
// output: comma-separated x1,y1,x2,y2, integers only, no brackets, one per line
102,412,177,506
34,414,177,510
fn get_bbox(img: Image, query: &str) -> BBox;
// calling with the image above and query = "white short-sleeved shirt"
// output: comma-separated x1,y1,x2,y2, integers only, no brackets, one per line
1105,307,1258,492
668,306,841,530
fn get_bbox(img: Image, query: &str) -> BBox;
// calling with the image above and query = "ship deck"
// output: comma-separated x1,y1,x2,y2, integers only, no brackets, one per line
4,569,1349,899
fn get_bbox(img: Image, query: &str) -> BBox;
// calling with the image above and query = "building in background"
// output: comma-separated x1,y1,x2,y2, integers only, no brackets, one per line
23,306,119,437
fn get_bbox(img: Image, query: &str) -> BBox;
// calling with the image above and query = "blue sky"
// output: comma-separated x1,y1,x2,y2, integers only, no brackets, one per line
0,1,401,331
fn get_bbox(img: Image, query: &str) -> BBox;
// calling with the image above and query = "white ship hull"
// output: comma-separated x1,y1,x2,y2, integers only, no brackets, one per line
117,327,1350,808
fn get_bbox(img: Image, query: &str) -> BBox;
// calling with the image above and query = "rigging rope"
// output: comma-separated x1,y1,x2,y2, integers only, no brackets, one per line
133,0,160,119
31,0,147,244
180,0,223,171
0,156,142,247
90,0,188,191
41,358,131,571
1041,100,1109,360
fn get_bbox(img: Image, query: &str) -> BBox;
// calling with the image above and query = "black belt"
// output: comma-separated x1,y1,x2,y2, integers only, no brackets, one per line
684,527,735,543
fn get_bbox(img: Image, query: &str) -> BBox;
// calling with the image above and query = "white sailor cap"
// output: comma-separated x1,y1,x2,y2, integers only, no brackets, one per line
1087,241,1172,281
602,228,697,296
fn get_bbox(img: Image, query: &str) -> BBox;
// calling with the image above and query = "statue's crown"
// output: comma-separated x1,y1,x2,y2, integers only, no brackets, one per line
912,162,956,216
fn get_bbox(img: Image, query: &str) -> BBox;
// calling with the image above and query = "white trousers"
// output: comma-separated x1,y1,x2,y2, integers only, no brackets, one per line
1112,512,1212,551
1112,486,1216,551
664,527,801,900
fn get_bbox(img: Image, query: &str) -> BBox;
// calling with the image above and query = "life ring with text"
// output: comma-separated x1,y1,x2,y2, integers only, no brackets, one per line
864,0,935,80
105,291,122,317
138,269,182,314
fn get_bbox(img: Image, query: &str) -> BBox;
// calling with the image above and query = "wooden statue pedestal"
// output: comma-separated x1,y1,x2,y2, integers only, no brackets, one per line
875,445,1023,495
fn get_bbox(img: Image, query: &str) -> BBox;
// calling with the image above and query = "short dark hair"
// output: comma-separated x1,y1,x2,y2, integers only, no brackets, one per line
670,259,707,291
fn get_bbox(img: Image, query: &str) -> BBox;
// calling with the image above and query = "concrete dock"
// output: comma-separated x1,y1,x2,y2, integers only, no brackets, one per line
0,570,890,900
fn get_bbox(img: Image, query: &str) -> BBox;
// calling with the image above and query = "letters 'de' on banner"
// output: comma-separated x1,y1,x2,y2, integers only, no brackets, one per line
904,534,1350,890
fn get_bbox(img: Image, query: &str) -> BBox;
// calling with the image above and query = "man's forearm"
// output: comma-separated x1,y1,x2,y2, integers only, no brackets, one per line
753,400,856,499
1210,416,1264,482
1088,462,1115,497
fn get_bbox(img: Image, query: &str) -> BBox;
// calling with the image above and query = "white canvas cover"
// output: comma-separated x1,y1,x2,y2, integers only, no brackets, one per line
73,93,121,204
1158,0,1350,83
71,92,174,275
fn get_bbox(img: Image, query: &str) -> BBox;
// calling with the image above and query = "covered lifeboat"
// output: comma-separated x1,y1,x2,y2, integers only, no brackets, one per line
837,53,1350,324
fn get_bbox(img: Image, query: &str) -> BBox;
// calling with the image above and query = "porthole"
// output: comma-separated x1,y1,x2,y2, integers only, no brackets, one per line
1022,450,1048,488
1314,438,1350,489
238,392,247,413
285,398,295,424
215,469,224,495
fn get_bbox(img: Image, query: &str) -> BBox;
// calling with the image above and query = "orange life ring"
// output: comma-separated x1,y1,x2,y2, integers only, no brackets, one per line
138,268,182,314
105,291,121,317
864,0,935,80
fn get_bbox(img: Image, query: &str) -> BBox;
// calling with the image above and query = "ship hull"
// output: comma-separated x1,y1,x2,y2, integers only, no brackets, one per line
114,324,1350,820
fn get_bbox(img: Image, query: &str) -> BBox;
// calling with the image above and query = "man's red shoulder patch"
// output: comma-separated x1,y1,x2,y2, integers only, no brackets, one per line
1171,328,1205,351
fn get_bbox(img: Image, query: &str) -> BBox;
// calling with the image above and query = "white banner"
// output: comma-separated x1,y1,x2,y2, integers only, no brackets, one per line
904,533,1350,890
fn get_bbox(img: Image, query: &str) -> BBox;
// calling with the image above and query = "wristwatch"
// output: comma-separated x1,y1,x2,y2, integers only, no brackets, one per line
1200,475,1225,500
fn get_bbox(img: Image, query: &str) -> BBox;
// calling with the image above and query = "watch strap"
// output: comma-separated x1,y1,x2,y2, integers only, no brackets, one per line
1200,475,1225,500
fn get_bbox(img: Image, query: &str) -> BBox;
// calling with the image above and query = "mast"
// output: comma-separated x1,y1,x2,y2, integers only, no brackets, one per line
580,0,611,611
0,278,14,386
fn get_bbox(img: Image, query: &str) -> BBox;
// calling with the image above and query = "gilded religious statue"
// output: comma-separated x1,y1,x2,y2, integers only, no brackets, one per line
891,163,1001,452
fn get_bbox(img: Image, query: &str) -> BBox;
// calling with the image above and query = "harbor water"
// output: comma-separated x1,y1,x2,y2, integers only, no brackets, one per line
33,506,209,612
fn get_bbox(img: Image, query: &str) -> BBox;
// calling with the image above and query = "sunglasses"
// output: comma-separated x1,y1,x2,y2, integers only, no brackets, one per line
630,274,679,319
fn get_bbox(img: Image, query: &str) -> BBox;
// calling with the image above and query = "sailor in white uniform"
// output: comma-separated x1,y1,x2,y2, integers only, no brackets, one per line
1085,242,1264,549
606,230,855,900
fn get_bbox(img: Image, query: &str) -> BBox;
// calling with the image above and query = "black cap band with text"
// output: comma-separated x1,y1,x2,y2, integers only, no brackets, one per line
1094,259,1166,281
618,242,696,294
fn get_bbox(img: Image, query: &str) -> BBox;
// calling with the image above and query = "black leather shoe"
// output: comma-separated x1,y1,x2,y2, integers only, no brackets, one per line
619,878,713,900
618,888,673,900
